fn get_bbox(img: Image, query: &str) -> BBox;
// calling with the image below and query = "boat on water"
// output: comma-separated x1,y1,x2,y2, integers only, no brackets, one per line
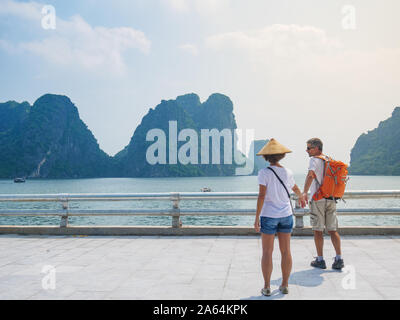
14,177,26,183
201,187,211,192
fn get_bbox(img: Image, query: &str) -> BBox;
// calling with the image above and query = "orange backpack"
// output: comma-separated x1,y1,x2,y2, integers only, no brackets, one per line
312,155,349,201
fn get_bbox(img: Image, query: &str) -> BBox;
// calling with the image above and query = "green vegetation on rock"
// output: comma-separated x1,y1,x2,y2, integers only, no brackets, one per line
349,107,400,175
0,94,115,178
116,93,242,177
0,92,247,178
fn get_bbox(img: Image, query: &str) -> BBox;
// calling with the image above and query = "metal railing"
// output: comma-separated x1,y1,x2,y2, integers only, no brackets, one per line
0,190,399,228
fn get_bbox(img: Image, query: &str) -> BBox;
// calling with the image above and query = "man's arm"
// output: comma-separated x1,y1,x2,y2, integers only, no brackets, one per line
302,170,316,204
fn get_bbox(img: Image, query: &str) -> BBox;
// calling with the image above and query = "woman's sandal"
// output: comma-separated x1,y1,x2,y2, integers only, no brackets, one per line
261,287,271,296
279,285,289,294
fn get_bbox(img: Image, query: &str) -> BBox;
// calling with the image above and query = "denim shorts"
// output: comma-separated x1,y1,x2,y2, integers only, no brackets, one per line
260,215,293,234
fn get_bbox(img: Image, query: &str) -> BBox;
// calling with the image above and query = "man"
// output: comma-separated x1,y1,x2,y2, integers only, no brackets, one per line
303,138,344,270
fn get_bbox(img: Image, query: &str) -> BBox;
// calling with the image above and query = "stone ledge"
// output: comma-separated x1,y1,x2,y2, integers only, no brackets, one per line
0,225,399,236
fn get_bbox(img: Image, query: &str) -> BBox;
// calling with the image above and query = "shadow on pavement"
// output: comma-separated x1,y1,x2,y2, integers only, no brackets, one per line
242,267,341,300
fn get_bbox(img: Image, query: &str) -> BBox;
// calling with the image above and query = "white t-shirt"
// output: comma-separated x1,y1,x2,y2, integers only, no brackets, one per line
308,156,325,199
257,166,295,218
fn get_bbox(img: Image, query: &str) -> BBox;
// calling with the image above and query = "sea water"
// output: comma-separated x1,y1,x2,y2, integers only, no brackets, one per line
0,175,399,227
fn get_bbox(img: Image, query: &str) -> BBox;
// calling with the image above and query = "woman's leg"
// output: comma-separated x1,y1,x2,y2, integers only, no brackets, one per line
261,233,275,288
277,232,292,287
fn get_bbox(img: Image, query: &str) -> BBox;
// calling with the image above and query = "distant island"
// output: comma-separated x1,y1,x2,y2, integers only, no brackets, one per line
0,93,250,179
349,106,400,175
247,139,269,175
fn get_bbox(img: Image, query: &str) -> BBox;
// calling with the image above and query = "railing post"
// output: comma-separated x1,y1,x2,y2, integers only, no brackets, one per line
60,195,69,228
294,197,304,228
170,192,182,228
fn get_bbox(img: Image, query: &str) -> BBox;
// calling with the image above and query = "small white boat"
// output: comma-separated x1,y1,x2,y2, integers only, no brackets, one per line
14,177,26,183
201,187,211,192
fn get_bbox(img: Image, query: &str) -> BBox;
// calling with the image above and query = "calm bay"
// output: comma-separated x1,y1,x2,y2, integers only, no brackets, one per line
0,175,399,227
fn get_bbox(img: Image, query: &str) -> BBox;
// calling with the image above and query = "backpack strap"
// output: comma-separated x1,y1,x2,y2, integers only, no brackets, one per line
313,155,329,187
267,167,294,214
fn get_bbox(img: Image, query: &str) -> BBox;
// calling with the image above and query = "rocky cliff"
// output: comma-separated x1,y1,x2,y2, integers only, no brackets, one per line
0,94,115,178
349,107,400,175
115,93,242,177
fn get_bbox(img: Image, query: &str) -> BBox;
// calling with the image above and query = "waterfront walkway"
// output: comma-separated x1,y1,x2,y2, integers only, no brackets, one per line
0,235,399,300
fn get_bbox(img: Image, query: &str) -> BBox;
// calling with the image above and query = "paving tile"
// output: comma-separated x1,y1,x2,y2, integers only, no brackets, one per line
0,235,399,299
65,290,109,300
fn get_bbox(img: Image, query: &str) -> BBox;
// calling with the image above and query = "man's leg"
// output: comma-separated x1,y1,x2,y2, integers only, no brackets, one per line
314,230,324,257
310,200,325,257
329,231,341,256
326,200,341,256
326,200,344,269
310,200,327,268
329,230,344,269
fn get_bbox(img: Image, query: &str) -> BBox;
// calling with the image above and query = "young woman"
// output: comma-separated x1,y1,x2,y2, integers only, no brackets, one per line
254,139,305,296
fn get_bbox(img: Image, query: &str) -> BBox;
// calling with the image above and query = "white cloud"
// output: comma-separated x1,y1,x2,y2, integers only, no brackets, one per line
0,0,151,74
179,43,198,55
206,24,342,61
193,0,230,15
0,39,16,53
163,0,230,14
163,0,189,12
0,0,42,21
204,24,400,88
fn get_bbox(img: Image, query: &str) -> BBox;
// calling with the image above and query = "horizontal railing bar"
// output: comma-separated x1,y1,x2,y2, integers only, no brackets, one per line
294,208,400,216
0,190,400,202
0,211,62,216
0,208,399,217
0,209,172,216
0,192,258,201
0,193,173,202
341,190,400,199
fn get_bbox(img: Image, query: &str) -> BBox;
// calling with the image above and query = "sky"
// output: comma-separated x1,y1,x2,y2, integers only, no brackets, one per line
0,0,399,174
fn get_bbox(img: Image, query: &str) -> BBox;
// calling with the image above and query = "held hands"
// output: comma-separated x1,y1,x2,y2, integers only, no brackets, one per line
303,192,309,204
296,193,308,208
292,185,308,208
302,192,309,206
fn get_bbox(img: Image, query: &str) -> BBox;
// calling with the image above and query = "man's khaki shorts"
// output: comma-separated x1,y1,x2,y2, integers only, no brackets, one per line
310,199,338,232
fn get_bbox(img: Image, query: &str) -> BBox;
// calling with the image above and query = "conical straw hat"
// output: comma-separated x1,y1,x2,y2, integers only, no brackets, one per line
256,138,292,156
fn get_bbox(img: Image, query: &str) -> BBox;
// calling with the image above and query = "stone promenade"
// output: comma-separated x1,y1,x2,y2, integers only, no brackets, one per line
0,235,399,300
